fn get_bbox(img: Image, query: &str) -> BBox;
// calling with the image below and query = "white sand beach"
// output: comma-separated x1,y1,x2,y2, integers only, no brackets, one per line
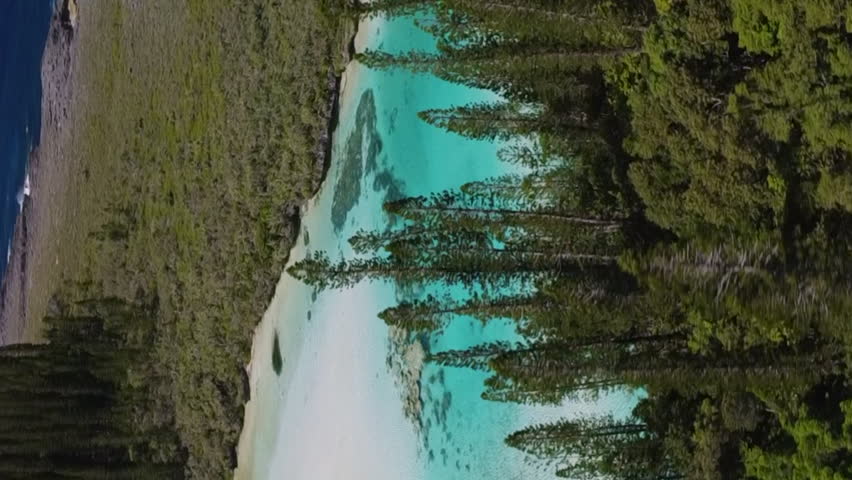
234,13,641,480
234,16,425,480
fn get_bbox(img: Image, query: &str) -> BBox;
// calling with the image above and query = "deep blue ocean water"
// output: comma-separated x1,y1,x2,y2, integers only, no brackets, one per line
0,0,53,277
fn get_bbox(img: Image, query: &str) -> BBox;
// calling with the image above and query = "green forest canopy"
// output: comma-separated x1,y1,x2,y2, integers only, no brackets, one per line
289,1,852,479
7,0,852,478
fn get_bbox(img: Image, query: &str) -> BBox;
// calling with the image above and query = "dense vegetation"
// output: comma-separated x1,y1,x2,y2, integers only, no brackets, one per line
292,0,852,478
0,299,184,479
4,0,353,478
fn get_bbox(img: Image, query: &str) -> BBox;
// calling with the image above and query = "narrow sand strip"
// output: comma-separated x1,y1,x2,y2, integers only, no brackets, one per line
233,17,375,480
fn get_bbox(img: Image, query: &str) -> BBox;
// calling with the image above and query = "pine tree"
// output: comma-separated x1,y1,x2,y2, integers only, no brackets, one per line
419,101,593,140
506,416,679,480
385,190,624,230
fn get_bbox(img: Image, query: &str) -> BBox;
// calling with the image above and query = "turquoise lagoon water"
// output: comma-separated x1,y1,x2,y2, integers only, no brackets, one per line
238,14,637,480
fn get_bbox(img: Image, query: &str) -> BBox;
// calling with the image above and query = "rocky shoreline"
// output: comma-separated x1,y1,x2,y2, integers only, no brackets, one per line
0,4,79,344
279,20,358,259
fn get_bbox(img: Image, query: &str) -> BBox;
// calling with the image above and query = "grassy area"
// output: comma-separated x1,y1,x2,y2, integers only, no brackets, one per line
33,0,355,477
